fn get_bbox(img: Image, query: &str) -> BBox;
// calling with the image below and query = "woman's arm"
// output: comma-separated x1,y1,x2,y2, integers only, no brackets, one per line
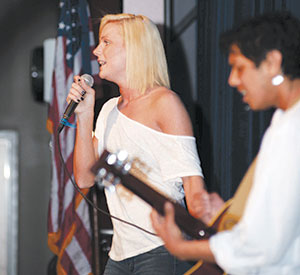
183,176,212,223
67,76,98,188
154,89,222,222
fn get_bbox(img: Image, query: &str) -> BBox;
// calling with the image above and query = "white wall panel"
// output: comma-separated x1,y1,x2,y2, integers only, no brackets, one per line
123,0,164,25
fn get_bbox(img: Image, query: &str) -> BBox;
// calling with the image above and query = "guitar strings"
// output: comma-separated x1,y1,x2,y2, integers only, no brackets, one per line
56,129,157,237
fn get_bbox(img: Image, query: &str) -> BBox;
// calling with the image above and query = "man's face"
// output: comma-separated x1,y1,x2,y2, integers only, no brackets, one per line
227,45,278,110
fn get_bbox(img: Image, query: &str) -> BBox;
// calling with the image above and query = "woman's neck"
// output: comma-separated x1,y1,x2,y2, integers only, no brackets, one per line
118,85,155,106
119,87,141,104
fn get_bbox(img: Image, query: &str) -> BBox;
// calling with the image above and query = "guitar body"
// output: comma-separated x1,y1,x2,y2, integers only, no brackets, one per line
184,201,233,275
185,261,224,275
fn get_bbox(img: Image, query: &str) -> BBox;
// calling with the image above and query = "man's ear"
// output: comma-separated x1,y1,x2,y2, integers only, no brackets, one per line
265,50,283,75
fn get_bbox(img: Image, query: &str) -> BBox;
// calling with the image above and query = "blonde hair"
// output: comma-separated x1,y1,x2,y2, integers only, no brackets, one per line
99,13,170,93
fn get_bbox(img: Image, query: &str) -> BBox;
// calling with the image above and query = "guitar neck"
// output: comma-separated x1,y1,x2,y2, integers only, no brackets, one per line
91,150,216,240
121,171,215,239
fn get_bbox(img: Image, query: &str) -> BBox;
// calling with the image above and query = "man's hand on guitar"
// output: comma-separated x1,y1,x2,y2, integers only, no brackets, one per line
150,202,216,263
150,202,187,259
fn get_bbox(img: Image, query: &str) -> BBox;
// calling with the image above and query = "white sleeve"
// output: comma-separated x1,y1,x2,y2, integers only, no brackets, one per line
153,135,203,182
210,119,300,274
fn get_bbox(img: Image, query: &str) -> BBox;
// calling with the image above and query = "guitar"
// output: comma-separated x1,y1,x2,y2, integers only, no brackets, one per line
91,150,230,275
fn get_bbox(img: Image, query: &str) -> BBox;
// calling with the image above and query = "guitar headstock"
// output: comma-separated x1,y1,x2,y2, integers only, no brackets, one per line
91,149,132,191
91,150,216,240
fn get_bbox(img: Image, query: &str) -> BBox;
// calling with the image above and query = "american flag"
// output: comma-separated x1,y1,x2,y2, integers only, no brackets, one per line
47,0,99,274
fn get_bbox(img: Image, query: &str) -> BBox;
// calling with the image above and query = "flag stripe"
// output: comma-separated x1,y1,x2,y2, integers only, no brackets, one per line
47,0,99,273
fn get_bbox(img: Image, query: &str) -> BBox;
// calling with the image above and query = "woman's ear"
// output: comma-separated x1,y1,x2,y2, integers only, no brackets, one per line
265,50,283,75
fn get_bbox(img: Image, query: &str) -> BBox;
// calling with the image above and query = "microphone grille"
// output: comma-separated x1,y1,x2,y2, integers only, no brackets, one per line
81,74,94,87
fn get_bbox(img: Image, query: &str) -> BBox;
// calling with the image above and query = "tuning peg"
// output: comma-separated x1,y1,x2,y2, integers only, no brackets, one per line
102,180,116,193
117,150,129,163
95,168,116,192
96,180,116,193
122,162,132,174
96,167,107,180
107,153,117,165
105,172,114,183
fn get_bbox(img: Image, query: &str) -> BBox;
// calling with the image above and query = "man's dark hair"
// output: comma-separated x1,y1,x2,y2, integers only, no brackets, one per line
220,11,300,79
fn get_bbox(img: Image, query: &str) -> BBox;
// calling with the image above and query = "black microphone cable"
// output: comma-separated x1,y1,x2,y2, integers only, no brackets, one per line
56,127,158,237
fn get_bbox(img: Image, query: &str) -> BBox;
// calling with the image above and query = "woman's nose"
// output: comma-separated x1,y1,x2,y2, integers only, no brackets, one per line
93,44,101,57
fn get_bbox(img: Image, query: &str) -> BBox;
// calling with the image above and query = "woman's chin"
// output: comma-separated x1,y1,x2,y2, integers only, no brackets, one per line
99,71,107,80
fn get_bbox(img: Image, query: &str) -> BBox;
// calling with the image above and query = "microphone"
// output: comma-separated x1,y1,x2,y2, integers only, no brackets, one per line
58,74,94,133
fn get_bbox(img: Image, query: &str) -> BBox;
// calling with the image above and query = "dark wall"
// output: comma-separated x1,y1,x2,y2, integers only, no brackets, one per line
166,0,300,200
86,1,122,273
0,0,58,274
196,0,300,199
88,0,122,128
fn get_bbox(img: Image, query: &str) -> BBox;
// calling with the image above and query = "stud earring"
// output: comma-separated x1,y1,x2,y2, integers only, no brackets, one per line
272,74,284,86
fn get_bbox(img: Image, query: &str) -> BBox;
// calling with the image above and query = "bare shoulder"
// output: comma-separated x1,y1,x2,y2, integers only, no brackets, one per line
150,86,180,101
149,87,194,136
149,87,185,112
